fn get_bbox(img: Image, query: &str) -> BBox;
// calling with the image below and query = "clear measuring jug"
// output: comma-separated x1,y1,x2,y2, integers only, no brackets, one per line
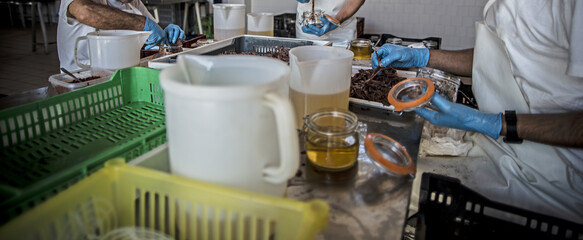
289,46,354,129
213,4,245,41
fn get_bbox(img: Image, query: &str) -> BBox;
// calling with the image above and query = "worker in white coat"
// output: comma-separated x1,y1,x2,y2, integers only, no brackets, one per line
373,0,583,223
295,0,365,43
57,0,185,71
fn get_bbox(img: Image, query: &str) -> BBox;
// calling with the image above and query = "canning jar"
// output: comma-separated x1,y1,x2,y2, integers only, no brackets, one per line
302,10,323,28
304,109,365,172
385,37,403,45
350,38,373,60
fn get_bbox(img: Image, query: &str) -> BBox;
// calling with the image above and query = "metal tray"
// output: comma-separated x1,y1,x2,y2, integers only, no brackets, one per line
148,35,332,69
350,66,417,111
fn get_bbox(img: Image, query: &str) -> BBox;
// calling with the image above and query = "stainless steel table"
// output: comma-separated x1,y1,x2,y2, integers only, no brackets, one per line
286,102,424,240
1,84,424,240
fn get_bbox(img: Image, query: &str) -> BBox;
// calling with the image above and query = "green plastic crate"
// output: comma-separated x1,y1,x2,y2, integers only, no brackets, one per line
0,67,166,225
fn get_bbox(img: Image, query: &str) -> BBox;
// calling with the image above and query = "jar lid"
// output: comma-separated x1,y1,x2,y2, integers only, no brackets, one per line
324,14,342,28
387,77,435,111
365,133,416,176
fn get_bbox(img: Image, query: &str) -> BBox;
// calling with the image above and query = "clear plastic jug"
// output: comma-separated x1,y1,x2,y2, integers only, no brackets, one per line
213,4,245,41
247,12,274,36
289,46,354,129
159,54,299,196
74,30,151,72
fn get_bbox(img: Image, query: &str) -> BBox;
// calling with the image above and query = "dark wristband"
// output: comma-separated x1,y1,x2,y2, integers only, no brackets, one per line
503,110,523,143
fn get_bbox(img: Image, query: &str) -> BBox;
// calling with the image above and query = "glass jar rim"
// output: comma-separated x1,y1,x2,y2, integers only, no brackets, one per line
306,109,358,136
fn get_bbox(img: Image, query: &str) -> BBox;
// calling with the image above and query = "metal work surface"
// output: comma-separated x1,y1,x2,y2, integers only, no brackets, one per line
286,102,424,240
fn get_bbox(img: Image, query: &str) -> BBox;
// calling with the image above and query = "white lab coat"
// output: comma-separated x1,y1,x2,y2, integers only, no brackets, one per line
411,0,583,224
295,0,357,43
57,0,155,71
462,0,583,223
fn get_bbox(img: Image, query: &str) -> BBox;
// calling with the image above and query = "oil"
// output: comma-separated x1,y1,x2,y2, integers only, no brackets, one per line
350,41,372,60
247,30,274,37
289,88,350,129
306,132,359,171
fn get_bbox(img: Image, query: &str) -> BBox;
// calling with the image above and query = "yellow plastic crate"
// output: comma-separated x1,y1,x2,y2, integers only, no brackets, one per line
0,159,329,240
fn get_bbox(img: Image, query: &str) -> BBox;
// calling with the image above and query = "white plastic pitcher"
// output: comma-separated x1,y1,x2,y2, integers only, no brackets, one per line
74,30,151,72
159,55,299,196
247,12,274,36
213,4,245,40
289,46,354,129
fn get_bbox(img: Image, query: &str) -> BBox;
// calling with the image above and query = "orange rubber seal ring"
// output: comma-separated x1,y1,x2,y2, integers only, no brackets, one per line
387,77,435,111
323,14,342,27
364,133,416,175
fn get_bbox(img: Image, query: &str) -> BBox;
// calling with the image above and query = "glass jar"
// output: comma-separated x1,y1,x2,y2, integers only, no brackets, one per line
302,10,323,28
385,37,403,45
350,38,373,60
304,109,364,172
422,40,438,49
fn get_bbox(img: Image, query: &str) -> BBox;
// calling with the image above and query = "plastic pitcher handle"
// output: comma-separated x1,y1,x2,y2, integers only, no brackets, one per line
74,36,90,69
261,92,300,184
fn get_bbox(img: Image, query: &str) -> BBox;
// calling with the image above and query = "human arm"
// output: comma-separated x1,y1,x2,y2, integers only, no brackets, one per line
333,0,365,24
372,44,474,77
302,0,365,36
415,94,583,148
506,113,583,148
67,0,146,30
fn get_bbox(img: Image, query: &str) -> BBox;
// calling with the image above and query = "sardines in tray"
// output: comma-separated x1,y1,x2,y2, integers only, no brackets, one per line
148,35,332,69
349,66,417,110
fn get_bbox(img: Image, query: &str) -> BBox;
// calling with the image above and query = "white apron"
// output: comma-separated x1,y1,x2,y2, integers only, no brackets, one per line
466,0,583,223
295,0,356,42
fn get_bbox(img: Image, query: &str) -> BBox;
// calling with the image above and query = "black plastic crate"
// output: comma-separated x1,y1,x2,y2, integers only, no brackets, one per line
456,82,478,109
274,13,296,38
416,173,583,240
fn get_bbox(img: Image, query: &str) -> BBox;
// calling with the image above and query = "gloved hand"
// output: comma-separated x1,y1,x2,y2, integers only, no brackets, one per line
297,0,310,3
301,16,338,37
164,24,185,44
372,44,430,69
143,17,169,50
414,94,503,139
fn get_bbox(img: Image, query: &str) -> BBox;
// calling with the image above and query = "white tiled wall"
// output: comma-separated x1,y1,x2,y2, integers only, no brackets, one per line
245,0,488,50
357,0,488,50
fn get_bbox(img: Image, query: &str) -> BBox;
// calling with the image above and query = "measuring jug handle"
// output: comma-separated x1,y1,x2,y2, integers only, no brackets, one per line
74,36,90,70
261,92,300,184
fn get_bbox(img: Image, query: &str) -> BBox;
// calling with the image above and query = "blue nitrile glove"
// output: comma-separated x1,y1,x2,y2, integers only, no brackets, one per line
414,94,503,139
297,0,310,3
164,24,185,44
372,44,430,69
301,16,338,37
143,17,169,50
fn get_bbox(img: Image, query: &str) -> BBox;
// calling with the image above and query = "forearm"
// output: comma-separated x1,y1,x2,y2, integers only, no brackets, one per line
334,0,365,24
68,0,145,30
501,112,583,148
427,48,474,77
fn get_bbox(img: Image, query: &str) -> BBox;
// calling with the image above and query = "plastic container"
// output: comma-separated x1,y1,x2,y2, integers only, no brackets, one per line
416,67,461,102
0,160,330,240
0,67,166,224
247,12,274,36
160,55,298,197
213,4,246,41
416,173,583,240
289,46,354,129
48,70,112,94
